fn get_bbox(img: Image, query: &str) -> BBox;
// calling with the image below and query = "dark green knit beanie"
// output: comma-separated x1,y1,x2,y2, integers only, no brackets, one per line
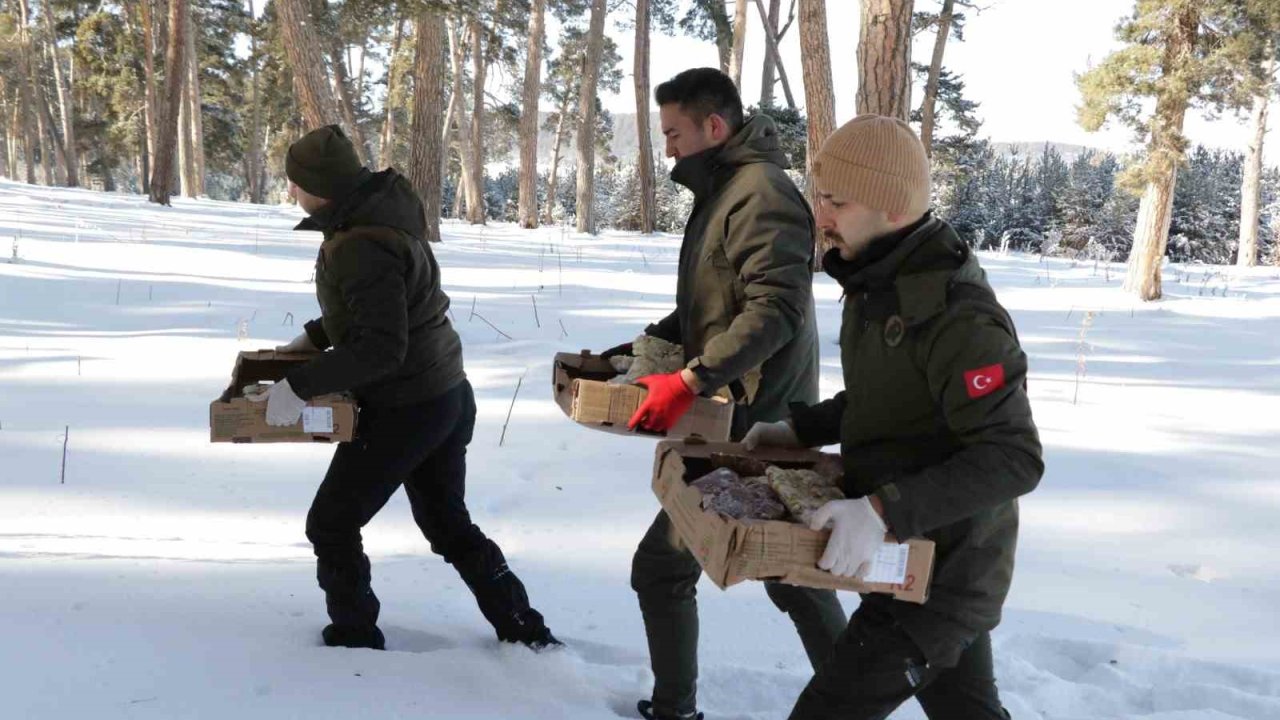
286,125,365,200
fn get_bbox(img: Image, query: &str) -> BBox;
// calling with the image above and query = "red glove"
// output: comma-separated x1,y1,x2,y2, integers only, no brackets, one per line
629,371,697,432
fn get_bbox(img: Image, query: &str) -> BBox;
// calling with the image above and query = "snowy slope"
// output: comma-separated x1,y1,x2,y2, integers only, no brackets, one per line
1,178,1278,720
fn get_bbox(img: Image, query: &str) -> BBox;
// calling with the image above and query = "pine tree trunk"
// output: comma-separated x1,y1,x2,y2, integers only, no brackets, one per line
574,0,607,234
0,91,10,179
408,9,446,243
42,6,78,187
277,0,341,129
635,0,656,234
139,0,159,191
179,78,192,194
379,18,405,168
187,6,205,195
544,104,567,225
11,1,38,187
466,18,487,225
752,0,795,109
452,169,465,218
919,0,953,158
149,0,188,206
439,20,461,179
34,83,57,185
16,54,36,185
856,0,913,120
760,0,780,105
136,111,149,193
244,0,265,203
1123,4,1196,301
729,0,748,90
1238,56,1274,268
19,0,54,185
445,19,474,217
799,0,835,266
326,13,372,165
517,0,547,229
711,1,732,75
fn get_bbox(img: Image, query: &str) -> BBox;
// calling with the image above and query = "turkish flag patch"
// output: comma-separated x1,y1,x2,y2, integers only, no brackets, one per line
964,363,1005,399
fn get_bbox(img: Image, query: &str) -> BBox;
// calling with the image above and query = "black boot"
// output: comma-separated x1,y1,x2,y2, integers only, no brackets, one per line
452,540,559,649
504,616,564,652
637,700,703,720
322,623,386,650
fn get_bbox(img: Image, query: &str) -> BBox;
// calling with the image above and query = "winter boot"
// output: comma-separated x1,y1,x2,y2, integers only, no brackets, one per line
321,623,386,650
637,699,703,720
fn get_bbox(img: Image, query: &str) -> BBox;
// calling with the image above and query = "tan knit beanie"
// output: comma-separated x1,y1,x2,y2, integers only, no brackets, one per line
813,115,931,217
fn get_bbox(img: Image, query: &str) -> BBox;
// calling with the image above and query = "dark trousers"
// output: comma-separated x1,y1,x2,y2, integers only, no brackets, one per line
305,380,546,641
631,510,849,716
788,604,1011,720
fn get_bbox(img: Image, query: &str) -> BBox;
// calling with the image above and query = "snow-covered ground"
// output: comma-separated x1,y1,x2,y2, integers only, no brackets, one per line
1,177,1278,719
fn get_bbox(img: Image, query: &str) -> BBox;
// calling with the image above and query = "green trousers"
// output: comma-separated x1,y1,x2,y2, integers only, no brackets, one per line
631,510,848,716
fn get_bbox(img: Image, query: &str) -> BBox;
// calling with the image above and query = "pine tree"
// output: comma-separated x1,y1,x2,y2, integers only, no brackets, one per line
1077,0,1258,299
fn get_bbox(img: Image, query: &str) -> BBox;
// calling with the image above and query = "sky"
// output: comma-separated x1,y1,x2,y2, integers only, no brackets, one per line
584,0,1278,164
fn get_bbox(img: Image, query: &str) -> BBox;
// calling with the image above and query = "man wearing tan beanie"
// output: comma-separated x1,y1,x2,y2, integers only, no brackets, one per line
746,115,1043,719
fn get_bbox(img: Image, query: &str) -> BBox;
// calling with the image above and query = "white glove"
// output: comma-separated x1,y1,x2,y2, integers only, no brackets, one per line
276,332,318,354
742,420,801,451
809,498,887,579
245,378,307,427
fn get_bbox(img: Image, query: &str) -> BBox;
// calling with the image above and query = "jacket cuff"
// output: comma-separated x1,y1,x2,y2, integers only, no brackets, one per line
788,401,833,448
874,479,915,539
304,319,331,351
285,366,316,401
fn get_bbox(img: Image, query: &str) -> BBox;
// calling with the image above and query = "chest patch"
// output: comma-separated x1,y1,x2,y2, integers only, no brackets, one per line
883,315,906,348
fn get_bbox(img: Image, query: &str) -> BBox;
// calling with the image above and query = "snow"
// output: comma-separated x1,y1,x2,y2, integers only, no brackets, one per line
1,177,1278,719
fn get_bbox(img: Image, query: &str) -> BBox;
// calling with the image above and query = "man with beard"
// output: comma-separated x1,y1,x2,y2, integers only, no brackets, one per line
745,115,1043,719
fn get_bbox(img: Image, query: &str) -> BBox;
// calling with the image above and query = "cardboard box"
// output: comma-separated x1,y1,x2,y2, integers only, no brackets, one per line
552,351,734,441
651,439,935,603
209,350,357,444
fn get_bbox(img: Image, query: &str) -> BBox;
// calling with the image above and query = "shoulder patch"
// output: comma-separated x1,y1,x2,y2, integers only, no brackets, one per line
963,363,1005,399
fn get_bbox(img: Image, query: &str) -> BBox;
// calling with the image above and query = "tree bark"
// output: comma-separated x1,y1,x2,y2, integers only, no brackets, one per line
178,1,199,197
149,0,188,205
1238,54,1274,268
799,0,835,265
0,88,10,179
408,8,446,243
636,0,657,234
324,6,371,165
379,18,405,168
919,0,953,157
449,19,481,221
517,0,547,229
466,18,487,224
245,0,265,202
139,0,160,192
277,0,340,129
856,0,913,120
574,0,607,234
35,80,63,185
15,44,36,185
729,0,748,90
760,0,780,105
184,3,205,196
544,102,567,225
1123,4,1197,301
752,0,796,109
42,4,78,187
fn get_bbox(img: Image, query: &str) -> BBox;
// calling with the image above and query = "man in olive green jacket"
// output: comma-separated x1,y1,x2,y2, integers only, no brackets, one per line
603,68,846,720
746,116,1042,719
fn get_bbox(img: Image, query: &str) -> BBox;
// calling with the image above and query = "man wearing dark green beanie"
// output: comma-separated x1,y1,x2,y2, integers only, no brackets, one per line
249,124,561,653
